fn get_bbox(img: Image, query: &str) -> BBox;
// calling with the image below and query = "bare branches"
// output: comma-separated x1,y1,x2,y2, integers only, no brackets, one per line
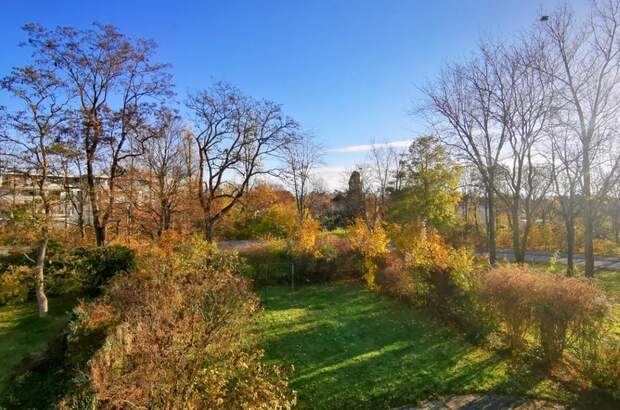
280,132,324,223
186,82,299,240
21,23,173,245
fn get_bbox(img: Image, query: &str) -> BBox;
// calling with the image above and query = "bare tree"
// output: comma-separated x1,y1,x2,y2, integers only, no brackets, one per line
535,1,620,277
421,55,508,265
280,132,323,223
56,141,89,239
23,23,172,245
549,126,583,276
186,82,297,241
486,42,555,263
0,65,68,316
139,106,187,237
367,142,401,220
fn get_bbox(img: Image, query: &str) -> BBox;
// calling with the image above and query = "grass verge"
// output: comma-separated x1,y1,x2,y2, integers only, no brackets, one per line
258,282,582,410
0,297,75,395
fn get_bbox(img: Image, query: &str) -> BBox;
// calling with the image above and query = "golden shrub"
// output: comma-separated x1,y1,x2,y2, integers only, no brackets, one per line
61,240,296,409
349,218,389,289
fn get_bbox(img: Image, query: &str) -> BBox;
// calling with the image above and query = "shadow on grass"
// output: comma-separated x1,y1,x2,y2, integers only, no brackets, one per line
258,283,605,410
0,297,79,409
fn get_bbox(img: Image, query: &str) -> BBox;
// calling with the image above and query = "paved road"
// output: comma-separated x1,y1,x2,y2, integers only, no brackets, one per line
495,249,620,271
217,240,264,250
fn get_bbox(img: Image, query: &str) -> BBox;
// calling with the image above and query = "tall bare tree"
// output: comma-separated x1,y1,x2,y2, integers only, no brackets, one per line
368,142,401,220
422,55,508,265
186,82,297,241
535,1,620,277
281,132,323,223
139,106,187,237
548,126,583,276
486,42,555,262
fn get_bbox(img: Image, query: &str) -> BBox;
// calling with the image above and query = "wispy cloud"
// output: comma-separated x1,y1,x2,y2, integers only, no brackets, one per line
329,140,413,153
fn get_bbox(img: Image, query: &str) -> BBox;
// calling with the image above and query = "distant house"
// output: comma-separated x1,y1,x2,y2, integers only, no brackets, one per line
0,171,97,226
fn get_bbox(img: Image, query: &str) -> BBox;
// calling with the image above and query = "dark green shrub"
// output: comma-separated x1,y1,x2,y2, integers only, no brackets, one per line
71,245,135,296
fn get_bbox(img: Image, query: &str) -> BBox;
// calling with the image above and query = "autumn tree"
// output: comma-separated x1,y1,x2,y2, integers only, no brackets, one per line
0,65,68,316
138,106,188,237
186,82,298,241
22,23,173,245
389,136,461,234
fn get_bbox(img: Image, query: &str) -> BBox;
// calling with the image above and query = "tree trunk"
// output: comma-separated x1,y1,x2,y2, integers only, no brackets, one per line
77,210,85,239
87,153,106,246
94,224,106,247
583,149,595,278
565,215,575,277
35,229,49,317
511,205,523,263
204,219,216,242
487,186,497,266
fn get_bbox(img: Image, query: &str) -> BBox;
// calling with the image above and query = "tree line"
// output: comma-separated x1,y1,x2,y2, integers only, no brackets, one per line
418,0,620,278
0,23,315,315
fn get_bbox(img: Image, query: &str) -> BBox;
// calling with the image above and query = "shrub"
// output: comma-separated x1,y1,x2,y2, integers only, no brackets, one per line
61,239,296,409
310,234,357,282
376,254,416,303
0,241,79,305
576,335,620,400
71,245,135,296
378,230,489,341
482,265,538,350
0,264,32,304
483,265,609,365
239,234,358,287
349,218,389,289
593,238,620,256
530,275,608,365
239,239,292,286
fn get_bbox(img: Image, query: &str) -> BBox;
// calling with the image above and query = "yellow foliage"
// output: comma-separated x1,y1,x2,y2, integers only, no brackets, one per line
349,218,389,289
288,214,321,257
402,229,475,291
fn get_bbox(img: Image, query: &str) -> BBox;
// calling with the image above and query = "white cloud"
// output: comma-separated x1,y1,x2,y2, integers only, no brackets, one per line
329,140,413,153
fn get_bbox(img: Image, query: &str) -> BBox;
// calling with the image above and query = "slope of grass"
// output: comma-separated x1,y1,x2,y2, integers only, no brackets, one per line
0,297,75,395
258,283,577,410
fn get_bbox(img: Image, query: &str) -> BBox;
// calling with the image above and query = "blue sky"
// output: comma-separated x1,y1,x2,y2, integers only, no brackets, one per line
0,0,585,188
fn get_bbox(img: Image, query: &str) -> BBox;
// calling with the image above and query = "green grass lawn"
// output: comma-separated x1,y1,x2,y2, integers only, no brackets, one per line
0,297,75,395
258,283,580,410
595,269,620,336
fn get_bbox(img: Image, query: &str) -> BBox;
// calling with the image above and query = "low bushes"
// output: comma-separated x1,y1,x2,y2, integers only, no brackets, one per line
240,240,291,286
481,265,538,350
239,233,358,286
60,239,295,409
377,231,490,341
482,265,609,365
375,233,612,370
71,244,135,296
576,336,620,400
0,244,135,305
